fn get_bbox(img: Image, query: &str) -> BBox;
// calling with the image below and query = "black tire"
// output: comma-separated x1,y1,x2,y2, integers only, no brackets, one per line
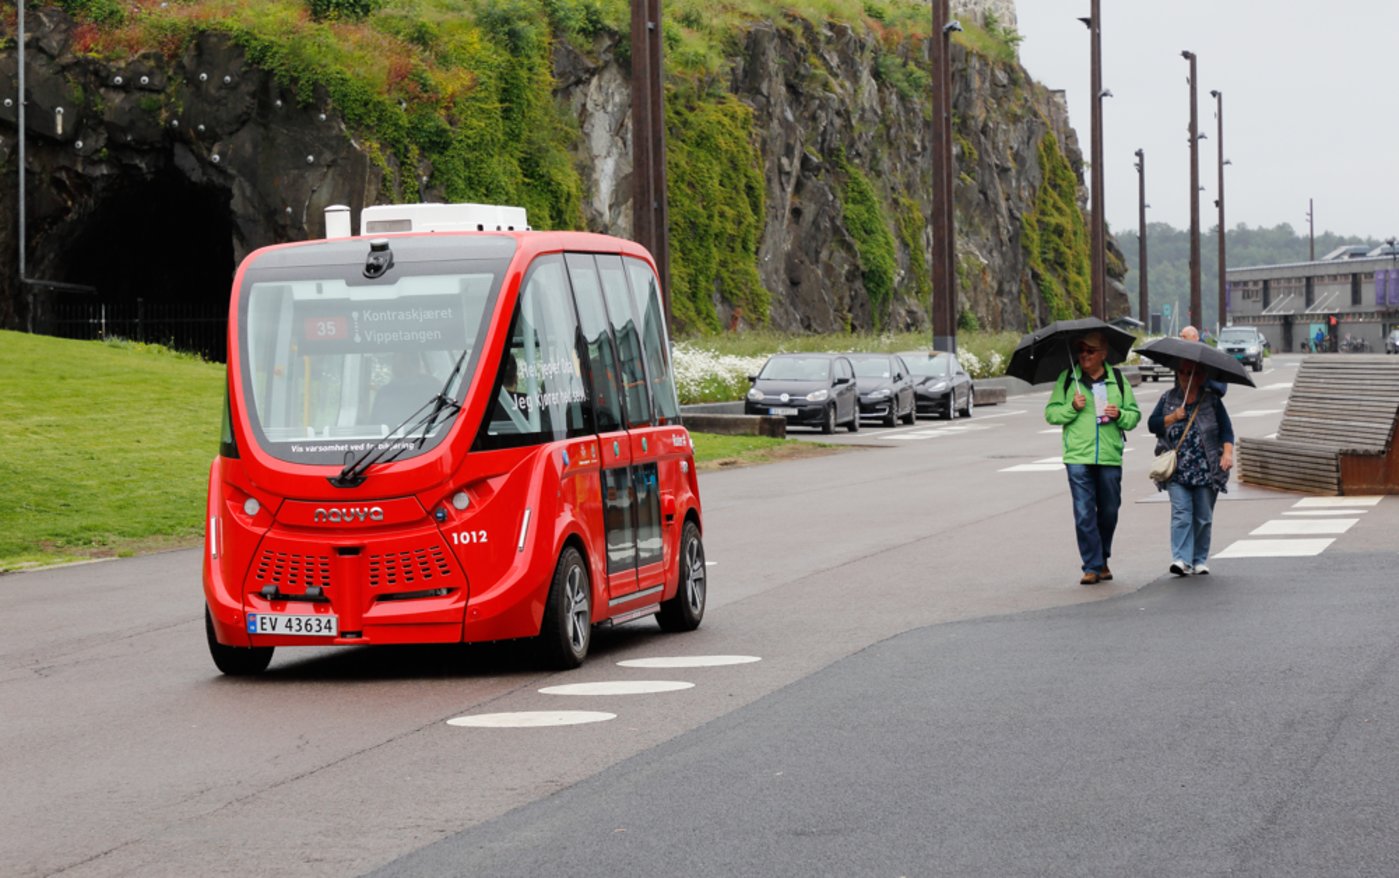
961,388,975,418
846,405,860,432
942,392,956,420
206,607,274,676
821,404,836,434
883,401,898,427
1252,359,1263,372
539,546,591,669
902,396,917,424
657,521,706,632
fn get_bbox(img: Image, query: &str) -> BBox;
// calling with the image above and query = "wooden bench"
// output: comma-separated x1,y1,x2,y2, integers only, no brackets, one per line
1238,355,1399,495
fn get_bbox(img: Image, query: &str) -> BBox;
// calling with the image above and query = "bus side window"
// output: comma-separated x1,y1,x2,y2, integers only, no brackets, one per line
624,257,681,424
473,255,589,450
597,254,652,428
566,253,625,433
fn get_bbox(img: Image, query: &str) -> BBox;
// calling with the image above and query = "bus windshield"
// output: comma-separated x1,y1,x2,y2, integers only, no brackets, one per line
239,263,505,466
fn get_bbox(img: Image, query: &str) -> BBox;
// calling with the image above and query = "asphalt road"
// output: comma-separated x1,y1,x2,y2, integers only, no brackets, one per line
6,354,1397,876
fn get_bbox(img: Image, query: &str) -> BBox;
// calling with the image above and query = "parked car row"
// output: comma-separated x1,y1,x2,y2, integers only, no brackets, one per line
744,351,976,434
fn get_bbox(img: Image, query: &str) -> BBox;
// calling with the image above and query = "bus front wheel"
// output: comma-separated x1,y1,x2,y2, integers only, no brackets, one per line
205,607,274,676
539,547,591,669
657,521,706,632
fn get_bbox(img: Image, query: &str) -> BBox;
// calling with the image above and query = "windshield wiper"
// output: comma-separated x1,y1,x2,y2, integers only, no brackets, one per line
329,349,471,489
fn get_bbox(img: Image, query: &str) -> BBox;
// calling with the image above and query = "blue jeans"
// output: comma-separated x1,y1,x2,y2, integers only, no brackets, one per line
1065,464,1122,573
1167,481,1218,567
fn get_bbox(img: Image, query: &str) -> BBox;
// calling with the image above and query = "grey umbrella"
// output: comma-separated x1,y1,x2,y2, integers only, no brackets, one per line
1005,317,1137,386
1135,337,1257,388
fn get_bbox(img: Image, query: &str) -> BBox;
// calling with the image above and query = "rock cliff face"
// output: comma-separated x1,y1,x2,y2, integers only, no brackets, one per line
0,5,1128,337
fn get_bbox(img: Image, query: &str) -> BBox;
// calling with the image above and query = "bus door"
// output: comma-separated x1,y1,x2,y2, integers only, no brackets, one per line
566,254,639,601
597,255,666,599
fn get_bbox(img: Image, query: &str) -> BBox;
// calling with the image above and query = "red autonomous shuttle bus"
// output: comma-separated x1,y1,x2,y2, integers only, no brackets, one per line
204,203,705,674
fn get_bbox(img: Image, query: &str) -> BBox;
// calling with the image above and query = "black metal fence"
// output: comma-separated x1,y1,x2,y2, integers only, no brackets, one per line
44,297,228,362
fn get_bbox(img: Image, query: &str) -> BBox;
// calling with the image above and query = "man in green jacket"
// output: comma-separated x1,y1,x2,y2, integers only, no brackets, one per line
1044,331,1142,585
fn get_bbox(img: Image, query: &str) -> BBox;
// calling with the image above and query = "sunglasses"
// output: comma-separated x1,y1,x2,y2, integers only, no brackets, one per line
1075,346,1103,355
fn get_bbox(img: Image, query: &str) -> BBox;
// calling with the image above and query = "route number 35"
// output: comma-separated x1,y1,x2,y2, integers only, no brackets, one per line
450,530,488,545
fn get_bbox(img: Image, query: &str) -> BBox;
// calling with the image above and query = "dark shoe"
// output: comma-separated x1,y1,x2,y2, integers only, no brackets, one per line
1170,559,1192,576
1080,571,1101,585
1099,566,1113,581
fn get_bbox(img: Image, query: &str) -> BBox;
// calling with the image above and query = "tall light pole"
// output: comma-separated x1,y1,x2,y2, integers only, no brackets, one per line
930,0,960,352
630,0,670,323
1134,148,1148,326
1306,197,1315,261
18,0,29,331
1080,2,1106,318
1210,89,1227,332
1182,50,1201,331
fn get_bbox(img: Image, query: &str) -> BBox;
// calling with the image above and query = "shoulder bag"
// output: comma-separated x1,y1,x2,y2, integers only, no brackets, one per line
1149,400,1200,485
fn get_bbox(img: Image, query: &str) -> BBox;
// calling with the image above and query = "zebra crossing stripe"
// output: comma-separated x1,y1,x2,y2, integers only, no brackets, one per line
1214,539,1334,558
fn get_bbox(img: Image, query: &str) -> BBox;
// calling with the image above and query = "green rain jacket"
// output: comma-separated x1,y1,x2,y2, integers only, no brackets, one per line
1044,364,1141,466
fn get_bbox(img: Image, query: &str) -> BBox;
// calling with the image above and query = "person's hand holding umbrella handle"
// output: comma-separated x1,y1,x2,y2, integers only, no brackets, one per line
1072,390,1087,411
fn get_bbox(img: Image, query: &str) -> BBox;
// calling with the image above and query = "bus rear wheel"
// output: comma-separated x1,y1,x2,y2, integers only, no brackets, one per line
657,521,706,632
205,607,274,676
539,546,591,669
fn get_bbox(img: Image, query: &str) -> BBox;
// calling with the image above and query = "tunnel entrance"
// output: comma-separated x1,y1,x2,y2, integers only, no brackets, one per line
46,169,237,361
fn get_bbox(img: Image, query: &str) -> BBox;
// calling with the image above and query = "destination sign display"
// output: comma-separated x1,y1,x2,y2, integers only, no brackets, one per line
297,294,469,353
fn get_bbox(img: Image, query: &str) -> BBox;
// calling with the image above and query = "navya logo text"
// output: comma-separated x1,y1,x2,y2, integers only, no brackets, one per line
313,506,385,524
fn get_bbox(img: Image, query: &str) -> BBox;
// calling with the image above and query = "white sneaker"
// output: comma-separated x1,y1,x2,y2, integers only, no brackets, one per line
1194,564,1210,576
1170,559,1192,576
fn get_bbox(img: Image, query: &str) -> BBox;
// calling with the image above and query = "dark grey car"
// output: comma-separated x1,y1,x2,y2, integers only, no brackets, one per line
745,353,860,434
899,351,975,419
848,353,917,427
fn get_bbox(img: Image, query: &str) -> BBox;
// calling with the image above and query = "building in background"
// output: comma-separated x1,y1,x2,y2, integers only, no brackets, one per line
1226,243,1399,353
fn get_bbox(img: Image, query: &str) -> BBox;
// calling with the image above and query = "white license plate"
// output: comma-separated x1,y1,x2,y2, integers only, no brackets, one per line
247,613,339,637
770,406,800,416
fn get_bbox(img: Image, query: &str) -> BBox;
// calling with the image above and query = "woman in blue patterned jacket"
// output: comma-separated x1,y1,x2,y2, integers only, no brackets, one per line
1147,362,1235,576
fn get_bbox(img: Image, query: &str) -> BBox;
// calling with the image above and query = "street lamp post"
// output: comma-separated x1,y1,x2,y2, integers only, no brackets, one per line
1211,89,1227,332
930,0,960,352
1182,50,1201,331
1081,1,1106,318
630,0,670,324
1306,197,1315,261
1134,148,1148,325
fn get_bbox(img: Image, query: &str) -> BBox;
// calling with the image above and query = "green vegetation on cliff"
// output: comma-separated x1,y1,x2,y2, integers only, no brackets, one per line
666,92,768,333
1020,130,1091,322
42,0,1078,336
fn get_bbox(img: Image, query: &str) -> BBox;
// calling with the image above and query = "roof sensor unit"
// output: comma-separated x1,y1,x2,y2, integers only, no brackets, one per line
363,239,394,279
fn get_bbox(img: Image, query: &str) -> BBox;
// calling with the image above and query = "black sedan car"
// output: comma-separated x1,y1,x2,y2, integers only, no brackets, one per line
898,351,975,419
847,353,917,426
745,353,860,434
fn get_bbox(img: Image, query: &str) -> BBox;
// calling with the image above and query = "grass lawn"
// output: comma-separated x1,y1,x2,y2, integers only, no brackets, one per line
0,331,834,572
0,331,225,572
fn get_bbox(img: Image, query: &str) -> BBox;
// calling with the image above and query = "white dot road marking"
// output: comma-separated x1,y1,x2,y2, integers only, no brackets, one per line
447,711,615,728
618,655,762,669
1283,509,1369,516
1231,409,1285,418
1292,496,1383,508
539,681,694,696
1251,518,1358,536
1263,383,1294,390
1001,455,1063,472
1214,538,1335,558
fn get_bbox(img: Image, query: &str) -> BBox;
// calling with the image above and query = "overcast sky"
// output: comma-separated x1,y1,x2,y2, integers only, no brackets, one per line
1013,1,1397,243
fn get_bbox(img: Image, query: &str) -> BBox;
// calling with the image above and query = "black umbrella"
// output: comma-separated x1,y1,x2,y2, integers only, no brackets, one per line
1005,317,1136,386
1135,337,1257,388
